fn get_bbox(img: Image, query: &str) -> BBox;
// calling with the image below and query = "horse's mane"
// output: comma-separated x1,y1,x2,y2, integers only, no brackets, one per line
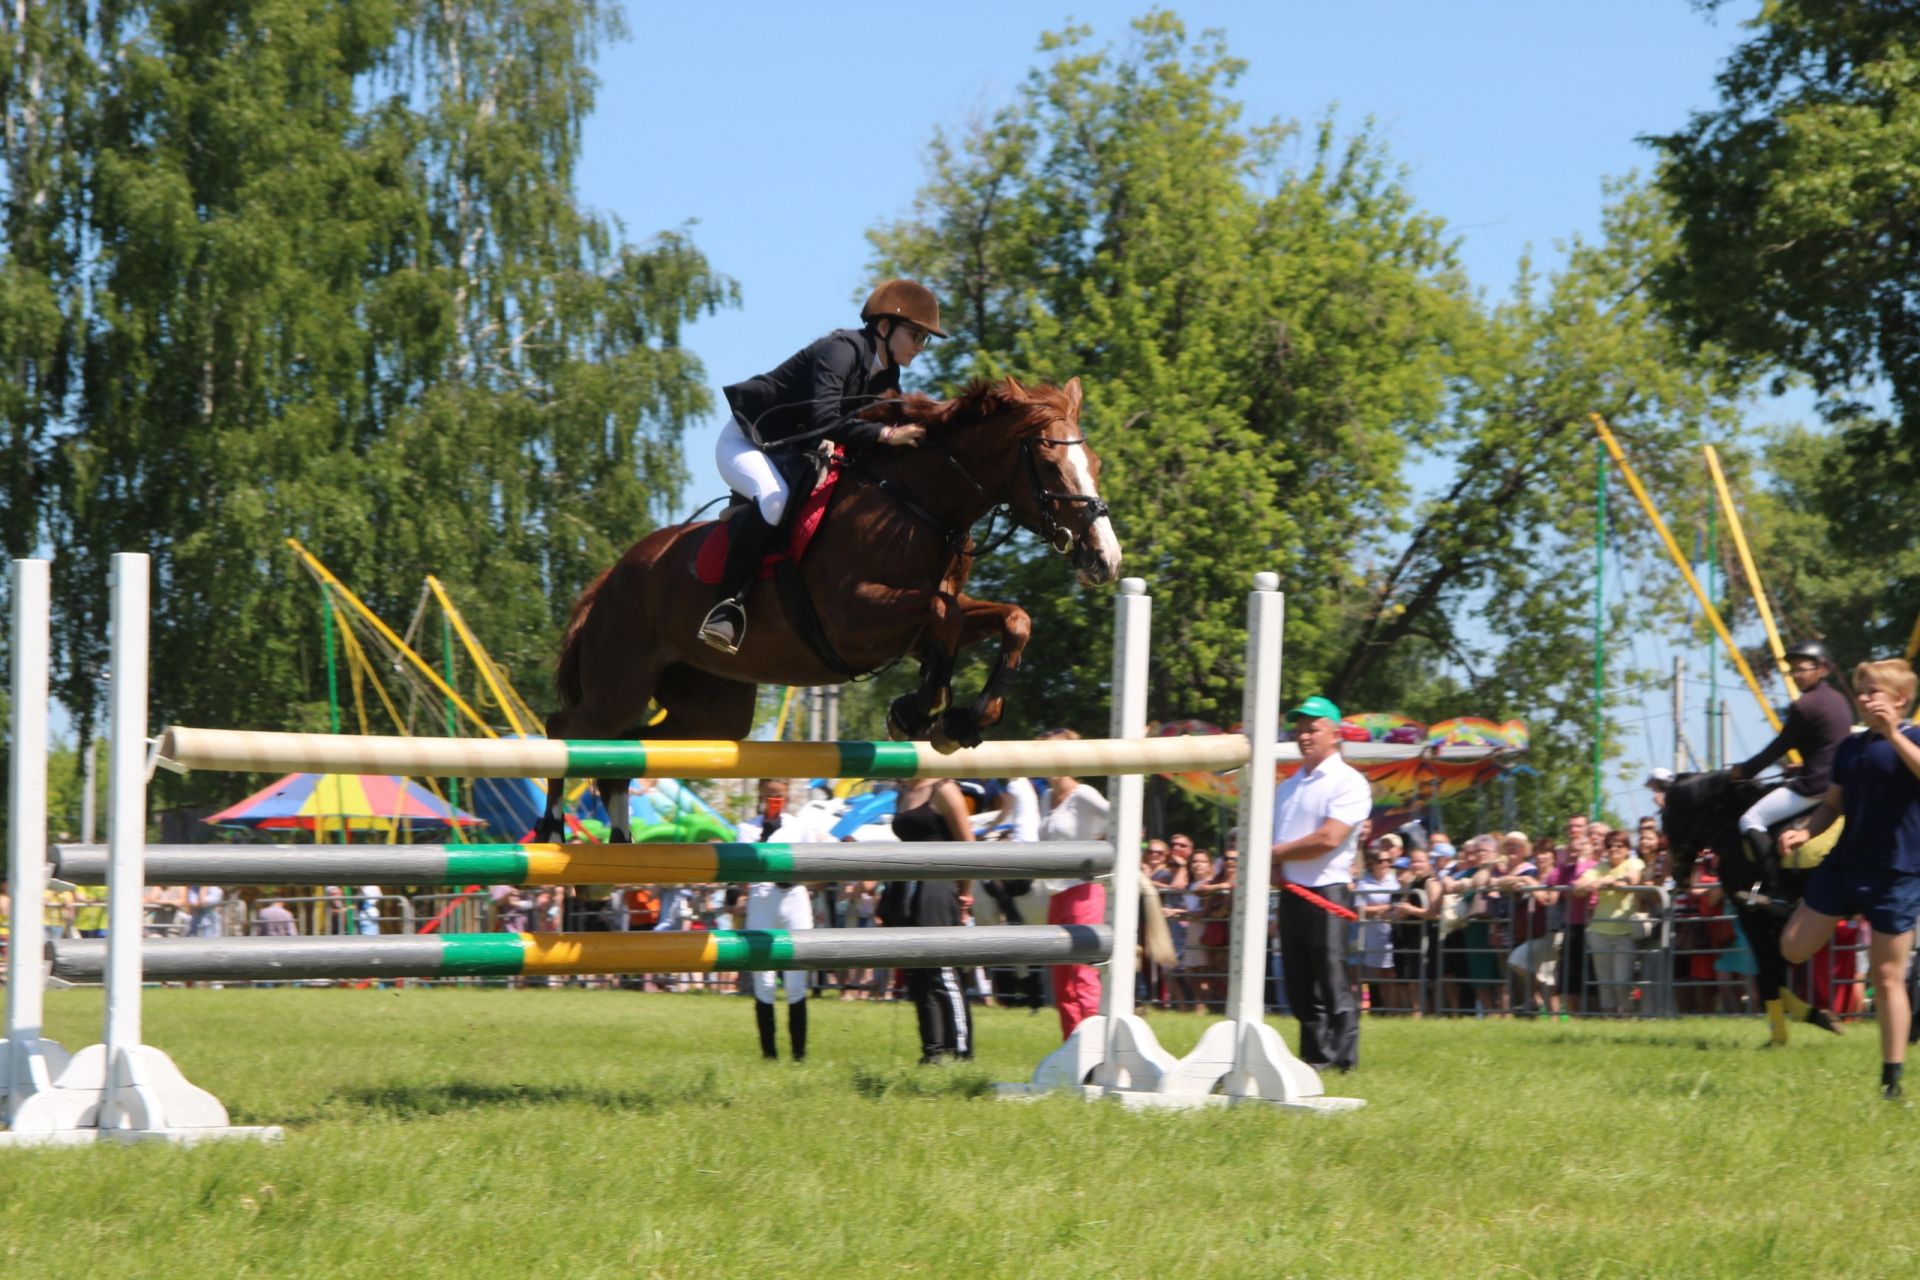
859,378,1070,433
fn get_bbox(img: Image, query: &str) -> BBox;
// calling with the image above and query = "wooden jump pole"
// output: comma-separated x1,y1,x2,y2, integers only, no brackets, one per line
156,726,1255,780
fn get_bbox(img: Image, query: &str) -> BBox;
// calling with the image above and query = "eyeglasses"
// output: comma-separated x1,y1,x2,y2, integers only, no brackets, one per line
903,326,934,350
1789,663,1821,674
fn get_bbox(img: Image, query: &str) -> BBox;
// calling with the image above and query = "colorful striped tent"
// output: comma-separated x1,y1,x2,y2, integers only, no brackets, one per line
206,772,482,837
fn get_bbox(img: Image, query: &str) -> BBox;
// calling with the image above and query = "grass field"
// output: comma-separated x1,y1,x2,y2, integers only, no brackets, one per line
1,986,1913,1279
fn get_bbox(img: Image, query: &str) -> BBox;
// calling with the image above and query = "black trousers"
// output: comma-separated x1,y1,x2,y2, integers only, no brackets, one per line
754,995,808,1060
905,966,973,1060
1278,883,1358,1070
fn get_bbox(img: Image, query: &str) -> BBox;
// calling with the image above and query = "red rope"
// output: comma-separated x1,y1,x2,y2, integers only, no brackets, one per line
1282,880,1359,921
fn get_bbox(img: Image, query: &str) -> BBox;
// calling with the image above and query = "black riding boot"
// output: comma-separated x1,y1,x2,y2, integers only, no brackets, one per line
755,998,779,1059
1742,828,1793,916
699,506,777,654
788,998,808,1062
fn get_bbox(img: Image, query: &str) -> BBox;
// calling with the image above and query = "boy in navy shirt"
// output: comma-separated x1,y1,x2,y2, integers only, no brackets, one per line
1781,659,1920,1100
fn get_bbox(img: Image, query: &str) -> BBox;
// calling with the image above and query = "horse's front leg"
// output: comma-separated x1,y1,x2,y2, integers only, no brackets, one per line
885,589,965,743
935,594,1031,749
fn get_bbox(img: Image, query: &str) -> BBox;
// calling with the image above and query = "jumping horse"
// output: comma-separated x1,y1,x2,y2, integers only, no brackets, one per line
535,376,1123,842
1663,768,1842,1043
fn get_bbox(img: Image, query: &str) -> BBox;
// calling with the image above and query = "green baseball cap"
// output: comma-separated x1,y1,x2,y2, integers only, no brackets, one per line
1286,695,1342,722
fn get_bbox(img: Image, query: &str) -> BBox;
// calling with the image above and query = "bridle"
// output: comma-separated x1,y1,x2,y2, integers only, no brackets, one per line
1016,431,1111,554
907,424,1108,558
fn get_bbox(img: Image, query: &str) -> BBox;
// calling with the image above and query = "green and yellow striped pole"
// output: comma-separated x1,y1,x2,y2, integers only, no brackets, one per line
157,727,1253,780
50,926,1113,983
51,841,1114,887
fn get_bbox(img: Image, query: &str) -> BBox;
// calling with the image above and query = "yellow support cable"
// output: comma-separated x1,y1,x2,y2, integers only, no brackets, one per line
331,599,375,739
772,686,798,739
328,577,472,844
1705,445,1795,695
429,574,661,732
1703,446,1802,763
427,576,529,738
288,539,496,739
1592,415,1782,734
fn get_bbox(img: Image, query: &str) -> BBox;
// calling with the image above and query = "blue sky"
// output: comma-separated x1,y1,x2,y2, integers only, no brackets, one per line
578,1,1798,819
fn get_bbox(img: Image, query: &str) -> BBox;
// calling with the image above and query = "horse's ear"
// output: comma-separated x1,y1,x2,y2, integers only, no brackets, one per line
1005,374,1025,397
1064,376,1083,415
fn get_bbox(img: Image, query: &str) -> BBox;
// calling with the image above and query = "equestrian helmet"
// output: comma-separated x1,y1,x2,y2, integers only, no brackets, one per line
861,279,947,338
1784,639,1833,669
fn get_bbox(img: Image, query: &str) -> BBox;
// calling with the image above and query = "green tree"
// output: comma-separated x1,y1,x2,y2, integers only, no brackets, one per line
26,1,730,798
869,13,1471,736
1335,186,1755,826
1651,0,1920,438
871,15,1758,829
1744,424,1920,670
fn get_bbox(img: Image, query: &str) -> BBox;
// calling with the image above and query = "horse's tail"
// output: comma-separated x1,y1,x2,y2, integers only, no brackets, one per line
554,567,612,710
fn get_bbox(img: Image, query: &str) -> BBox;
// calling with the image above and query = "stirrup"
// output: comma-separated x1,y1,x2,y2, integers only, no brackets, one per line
697,600,746,655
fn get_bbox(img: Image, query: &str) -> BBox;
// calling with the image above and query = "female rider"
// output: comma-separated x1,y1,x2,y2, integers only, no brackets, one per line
698,279,946,653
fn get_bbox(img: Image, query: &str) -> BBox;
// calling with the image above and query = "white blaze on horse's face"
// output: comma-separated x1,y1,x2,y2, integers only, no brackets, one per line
1057,438,1123,586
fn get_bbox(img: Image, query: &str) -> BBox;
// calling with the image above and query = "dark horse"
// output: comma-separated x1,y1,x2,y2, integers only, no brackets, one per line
1663,768,1841,1042
534,376,1122,842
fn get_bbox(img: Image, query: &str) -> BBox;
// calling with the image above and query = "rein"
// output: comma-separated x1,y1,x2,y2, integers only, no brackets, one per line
858,426,1108,563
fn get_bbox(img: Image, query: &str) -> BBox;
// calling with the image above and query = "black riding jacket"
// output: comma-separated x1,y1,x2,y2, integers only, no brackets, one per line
1739,680,1854,796
723,327,898,451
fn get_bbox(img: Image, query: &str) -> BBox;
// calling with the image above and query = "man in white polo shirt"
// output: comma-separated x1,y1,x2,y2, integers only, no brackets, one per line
1271,695,1373,1072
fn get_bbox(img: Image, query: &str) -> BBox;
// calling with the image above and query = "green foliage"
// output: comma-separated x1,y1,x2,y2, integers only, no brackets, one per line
1651,0,1920,435
1745,424,1920,669
0,2,732,804
1361,185,1753,827
870,15,1755,828
870,13,1470,736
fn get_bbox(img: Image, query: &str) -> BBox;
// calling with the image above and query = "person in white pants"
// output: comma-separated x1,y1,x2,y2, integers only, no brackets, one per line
697,280,946,654
746,880,814,1061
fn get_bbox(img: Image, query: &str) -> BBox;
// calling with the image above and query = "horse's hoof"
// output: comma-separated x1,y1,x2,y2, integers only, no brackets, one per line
927,724,959,754
938,709,985,750
1807,1008,1845,1036
531,820,563,845
887,695,934,742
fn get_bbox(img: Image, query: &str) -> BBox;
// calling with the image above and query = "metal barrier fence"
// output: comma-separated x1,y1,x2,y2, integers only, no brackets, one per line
0,874,1881,1018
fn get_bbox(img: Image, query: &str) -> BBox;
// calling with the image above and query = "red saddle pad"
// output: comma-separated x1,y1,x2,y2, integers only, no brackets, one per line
693,452,845,586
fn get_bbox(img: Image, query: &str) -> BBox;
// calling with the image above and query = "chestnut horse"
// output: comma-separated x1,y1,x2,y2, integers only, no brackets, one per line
535,376,1122,842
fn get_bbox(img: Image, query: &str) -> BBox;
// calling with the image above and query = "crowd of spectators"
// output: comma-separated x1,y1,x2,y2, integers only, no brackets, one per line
0,788,1878,1030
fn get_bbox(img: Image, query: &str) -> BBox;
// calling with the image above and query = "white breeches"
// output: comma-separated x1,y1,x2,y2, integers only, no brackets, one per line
1738,785,1820,835
752,969,807,1004
717,418,788,525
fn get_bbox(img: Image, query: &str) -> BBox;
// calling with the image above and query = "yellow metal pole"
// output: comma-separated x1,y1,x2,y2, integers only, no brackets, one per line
1591,416,1782,733
329,595,472,842
1905,608,1920,664
288,539,496,738
1704,446,1795,697
426,576,529,738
